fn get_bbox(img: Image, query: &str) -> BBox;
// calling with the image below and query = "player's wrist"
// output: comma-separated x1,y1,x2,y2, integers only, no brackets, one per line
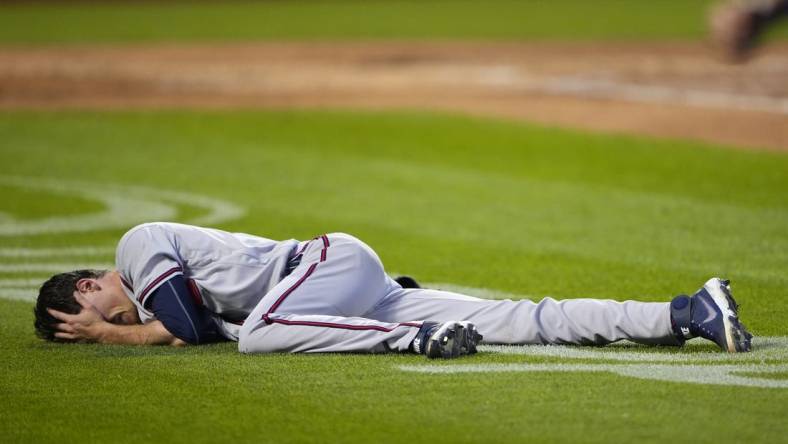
92,320,117,343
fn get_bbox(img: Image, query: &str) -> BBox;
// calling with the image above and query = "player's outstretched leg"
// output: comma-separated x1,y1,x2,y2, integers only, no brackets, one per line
670,277,753,352
412,321,483,359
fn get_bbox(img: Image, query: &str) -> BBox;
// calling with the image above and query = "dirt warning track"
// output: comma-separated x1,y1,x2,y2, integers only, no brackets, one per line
1,41,786,150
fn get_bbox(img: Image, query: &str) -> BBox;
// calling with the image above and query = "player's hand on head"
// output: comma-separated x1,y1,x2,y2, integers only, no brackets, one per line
46,293,109,342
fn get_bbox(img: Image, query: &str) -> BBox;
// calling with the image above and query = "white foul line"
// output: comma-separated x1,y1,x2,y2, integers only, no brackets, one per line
0,288,38,301
0,263,114,273
0,175,245,236
478,336,788,362
0,278,46,288
398,363,788,388
0,246,115,258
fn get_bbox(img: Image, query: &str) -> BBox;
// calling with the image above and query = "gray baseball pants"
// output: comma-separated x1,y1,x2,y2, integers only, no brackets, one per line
237,233,679,354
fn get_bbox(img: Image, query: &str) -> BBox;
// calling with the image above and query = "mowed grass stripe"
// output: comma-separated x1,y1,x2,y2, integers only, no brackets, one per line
1,109,787,443
2,0,787,44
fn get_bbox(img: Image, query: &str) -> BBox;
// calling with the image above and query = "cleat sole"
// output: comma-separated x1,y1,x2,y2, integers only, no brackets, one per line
704,278,752,353
425,321,482,359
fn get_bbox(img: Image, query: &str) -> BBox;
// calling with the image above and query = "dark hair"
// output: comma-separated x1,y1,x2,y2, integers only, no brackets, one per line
33,269,106,342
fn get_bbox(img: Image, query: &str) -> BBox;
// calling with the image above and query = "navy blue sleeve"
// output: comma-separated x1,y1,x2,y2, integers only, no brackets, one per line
146,275,224,345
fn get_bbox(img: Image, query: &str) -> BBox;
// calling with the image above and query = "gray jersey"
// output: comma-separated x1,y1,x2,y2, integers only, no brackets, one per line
116,222,299,328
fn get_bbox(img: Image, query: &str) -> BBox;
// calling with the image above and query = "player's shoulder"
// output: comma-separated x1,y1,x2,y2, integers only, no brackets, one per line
117,222,222,250
119,222,174,242
116,222,182,257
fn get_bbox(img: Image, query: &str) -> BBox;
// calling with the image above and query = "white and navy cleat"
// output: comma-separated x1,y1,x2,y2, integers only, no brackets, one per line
671,277,753,352
412,321,483,359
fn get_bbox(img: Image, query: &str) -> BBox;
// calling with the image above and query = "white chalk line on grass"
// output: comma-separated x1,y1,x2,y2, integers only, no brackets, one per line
0,246,115,258
0,263,113,273
1,288,39,301
479,336,788,362
0,262,113,301
399,363,788,388
0,278,49,288
0,175,245,235
0,253,113,301
0,246,116,301
0,175,246,300
0,176,173,236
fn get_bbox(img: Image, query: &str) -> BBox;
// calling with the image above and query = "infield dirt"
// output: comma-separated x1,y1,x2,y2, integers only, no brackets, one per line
1,41,786,150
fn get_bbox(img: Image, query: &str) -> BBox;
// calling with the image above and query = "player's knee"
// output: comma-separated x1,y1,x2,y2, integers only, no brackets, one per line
237,323,257,353
327,232,363,248
330,233,379,262
237,323,280,354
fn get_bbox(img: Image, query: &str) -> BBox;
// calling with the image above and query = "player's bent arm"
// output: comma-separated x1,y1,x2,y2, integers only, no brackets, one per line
95,320,185,346
146,274,224,345
47,296,185,346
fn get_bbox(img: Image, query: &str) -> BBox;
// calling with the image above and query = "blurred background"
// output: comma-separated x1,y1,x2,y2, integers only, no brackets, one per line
0,0,786,149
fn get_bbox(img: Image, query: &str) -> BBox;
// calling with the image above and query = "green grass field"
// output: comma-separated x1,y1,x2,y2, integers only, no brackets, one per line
1,0,787,44
1,110,787,443
2,1,788,442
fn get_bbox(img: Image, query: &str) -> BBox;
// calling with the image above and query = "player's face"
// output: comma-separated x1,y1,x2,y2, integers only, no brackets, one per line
75,271,140,325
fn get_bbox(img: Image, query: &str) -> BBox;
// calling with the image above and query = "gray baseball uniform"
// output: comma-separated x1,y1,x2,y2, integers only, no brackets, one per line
116,223,679,354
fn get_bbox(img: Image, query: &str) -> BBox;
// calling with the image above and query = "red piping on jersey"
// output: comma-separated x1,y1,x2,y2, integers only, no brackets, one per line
264,318,422,332
138,266,183,303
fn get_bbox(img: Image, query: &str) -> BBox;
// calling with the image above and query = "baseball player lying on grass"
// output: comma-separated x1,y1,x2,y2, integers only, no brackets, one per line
34,223,752,358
